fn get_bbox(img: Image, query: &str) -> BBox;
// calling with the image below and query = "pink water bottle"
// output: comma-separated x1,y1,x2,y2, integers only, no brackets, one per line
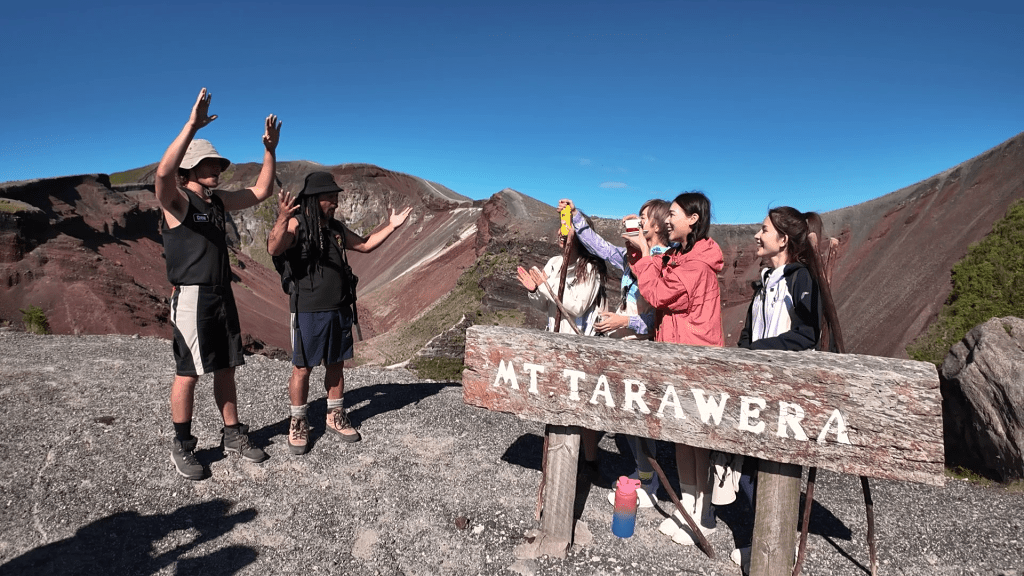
611,476,642,537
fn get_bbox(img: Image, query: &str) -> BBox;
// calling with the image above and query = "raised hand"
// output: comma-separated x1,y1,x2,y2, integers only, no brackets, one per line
528,267,547,291
189,88,217,130
390,206,412,229
276,189,299,222
622,227,650,256
516,266,538,292
263,114,282,151
557,199,575,213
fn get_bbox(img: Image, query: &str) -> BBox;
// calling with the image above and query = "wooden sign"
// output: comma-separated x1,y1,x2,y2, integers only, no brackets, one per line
463,325,944,486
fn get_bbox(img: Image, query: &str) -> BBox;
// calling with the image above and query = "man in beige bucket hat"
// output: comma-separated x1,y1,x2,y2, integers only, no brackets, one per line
154,87,282,480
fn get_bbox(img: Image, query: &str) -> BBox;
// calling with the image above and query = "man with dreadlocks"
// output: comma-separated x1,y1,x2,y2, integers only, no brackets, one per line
268,171,411,454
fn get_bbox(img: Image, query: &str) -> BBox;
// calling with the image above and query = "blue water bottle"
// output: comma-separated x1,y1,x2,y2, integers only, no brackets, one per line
611,476,642,538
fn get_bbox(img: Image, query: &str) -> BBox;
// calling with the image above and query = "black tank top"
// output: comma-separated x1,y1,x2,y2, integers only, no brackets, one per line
161,190,230,287
287,219,350,312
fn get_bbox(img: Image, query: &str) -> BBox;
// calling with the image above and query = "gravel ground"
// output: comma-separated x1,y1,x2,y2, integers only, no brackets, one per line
0,331,1021,576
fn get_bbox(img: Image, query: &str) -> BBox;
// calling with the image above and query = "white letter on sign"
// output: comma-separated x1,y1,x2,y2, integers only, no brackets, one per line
493,359,519,390
562,369,586,401
738,396,766,434
622,380,651,415
656,385,685,419
522,363,544,395
777,401,809,440
692,389,729,425
817,409,852,445
589,375,615,408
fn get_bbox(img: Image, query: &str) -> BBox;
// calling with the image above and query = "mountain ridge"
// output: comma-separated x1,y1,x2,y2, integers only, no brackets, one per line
2,130,1023,360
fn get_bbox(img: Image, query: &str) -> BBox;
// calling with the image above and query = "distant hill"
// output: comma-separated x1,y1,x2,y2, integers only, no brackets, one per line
2,131,1022,361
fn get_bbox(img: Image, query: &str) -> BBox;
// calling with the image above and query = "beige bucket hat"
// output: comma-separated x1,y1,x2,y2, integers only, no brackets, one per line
180,139,231,171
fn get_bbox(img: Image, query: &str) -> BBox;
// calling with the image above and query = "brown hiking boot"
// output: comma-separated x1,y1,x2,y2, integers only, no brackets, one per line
288,416,309,455
325,408,361,443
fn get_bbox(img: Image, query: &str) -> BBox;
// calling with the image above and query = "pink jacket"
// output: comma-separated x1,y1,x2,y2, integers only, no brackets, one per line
632,238,725,347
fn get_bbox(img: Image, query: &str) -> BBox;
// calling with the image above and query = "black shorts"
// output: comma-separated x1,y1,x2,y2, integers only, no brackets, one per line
291,309,354,368
170,285,244,376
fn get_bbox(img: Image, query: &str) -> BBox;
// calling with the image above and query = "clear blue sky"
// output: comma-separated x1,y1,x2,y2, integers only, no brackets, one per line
2,0,1021,224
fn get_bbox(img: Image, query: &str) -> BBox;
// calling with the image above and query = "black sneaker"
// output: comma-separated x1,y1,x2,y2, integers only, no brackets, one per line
221,424,269,463
170,436,204,480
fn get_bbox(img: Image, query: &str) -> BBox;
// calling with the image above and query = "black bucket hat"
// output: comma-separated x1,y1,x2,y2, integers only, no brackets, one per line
299,171,343,196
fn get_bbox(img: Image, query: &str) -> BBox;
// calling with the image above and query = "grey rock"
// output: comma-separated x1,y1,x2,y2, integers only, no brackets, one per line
941,316,1024,480
1,332,1023,575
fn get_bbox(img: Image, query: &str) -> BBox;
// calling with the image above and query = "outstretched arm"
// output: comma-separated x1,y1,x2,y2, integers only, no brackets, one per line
221,114,282,212
345,207,412,253
154,88,216,219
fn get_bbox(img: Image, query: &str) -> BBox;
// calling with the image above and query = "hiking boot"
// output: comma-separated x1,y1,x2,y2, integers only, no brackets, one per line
170,436,204,480
325,408,361,443
288,416,309,455
221,424,269,462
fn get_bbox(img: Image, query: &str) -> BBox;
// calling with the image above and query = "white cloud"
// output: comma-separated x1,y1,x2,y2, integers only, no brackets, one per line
600,181,628,189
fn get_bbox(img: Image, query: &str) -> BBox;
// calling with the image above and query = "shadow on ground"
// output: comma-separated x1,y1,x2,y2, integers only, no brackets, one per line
0,499,257,576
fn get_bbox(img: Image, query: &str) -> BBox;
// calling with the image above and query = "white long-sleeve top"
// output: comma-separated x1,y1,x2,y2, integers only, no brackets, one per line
528,255,603,335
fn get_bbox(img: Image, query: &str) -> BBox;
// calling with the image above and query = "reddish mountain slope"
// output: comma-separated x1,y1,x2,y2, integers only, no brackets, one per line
3,132,1022,360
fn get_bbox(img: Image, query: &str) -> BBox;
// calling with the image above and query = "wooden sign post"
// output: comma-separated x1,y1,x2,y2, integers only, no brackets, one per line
462,326,944,572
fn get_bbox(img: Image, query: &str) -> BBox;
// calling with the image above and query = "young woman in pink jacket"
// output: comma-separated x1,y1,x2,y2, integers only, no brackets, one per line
624,191,725,546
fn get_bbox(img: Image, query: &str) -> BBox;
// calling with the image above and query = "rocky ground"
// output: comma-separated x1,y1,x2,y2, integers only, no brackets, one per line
0,330,1022,576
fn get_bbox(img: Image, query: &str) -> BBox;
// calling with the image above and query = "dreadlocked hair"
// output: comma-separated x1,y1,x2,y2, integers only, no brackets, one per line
768,206,845,353
297,193,335,268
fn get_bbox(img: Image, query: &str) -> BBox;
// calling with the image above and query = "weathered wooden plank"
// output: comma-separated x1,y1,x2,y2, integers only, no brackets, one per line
462,325,944,486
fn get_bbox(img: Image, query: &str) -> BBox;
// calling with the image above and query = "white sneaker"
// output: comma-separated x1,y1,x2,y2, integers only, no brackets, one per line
731,546,751,571
658,510,685,536
671,521,716,545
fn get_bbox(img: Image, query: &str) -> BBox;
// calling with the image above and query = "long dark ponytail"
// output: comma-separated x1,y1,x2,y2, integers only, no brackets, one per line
768,206,845,352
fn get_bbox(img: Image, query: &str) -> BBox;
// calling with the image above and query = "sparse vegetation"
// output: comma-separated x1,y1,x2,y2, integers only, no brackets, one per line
944,465,1024,493
413,358,466,382
381,251,521,368
247,199,278,271
0,198,34,213
20,305,50,335
908,199,1024,366
107,165,154,186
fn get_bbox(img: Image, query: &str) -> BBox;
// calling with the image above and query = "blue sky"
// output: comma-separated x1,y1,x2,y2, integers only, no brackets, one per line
2,0,1022,224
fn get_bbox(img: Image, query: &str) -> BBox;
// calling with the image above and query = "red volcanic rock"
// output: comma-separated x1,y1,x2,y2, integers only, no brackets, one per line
4,130,1023,362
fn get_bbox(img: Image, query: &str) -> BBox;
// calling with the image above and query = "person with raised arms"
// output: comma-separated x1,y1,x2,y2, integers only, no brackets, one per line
268,172,411,455
556,197,671,509
155,88,281,480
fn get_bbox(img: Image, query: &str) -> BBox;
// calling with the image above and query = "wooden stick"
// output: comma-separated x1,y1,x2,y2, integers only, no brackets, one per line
553,237,573,329
862,476,878,576
538,277,582,335
638,440,715,558
793,467,816,576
